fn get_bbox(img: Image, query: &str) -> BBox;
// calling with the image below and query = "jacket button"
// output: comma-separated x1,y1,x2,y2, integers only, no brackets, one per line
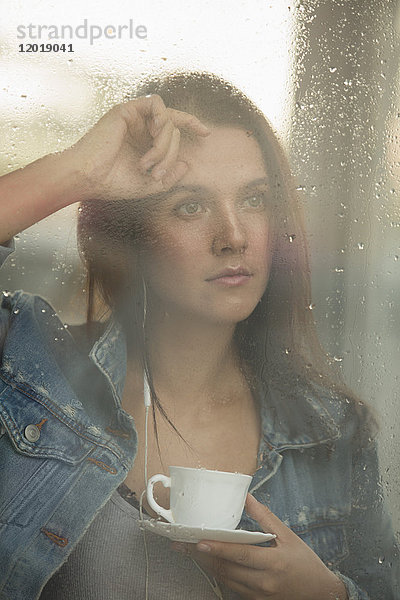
24,424,41,443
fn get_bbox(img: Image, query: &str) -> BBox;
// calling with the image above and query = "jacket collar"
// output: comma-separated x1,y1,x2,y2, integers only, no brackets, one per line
88,316,127,408
257,378,342,450
1,291,343,449
0,291,110,425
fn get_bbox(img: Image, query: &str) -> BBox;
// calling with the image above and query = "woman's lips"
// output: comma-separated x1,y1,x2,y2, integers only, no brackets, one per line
209,274,253,286
206,267,253,287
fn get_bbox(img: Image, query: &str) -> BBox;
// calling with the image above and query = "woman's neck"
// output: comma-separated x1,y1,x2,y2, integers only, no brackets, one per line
129,308,244,411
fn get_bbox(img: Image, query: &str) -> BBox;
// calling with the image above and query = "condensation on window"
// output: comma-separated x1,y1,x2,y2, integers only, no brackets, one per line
0,0,399,595
290,0,400,541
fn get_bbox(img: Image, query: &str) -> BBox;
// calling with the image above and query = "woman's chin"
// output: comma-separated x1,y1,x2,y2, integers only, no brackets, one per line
204,303,258,326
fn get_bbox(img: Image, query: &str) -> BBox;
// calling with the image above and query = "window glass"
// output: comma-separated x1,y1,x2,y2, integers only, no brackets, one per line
0,2,398,598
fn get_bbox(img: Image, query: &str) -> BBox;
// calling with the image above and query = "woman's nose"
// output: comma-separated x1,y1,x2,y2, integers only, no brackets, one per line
211,209,248,256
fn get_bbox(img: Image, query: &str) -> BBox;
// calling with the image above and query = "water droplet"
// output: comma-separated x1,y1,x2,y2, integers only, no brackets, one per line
41,309,46,313
333,356,343,362
13,309,19,314
288,234,296,243
357,243,364,250
307,303,315,310
334,267,344,273
329,67,337,73
378,556,385,564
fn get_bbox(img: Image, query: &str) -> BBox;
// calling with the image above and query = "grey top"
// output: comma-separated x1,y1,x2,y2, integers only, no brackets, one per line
39,485,240,600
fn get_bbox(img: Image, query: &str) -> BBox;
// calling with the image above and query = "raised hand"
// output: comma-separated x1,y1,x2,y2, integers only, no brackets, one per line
0,94,210,243
172,494,348,600
70,93,211,202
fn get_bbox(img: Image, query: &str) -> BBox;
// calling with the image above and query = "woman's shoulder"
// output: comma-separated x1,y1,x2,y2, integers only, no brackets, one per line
298,375,379,451
0,288,107,360
258,370,378,452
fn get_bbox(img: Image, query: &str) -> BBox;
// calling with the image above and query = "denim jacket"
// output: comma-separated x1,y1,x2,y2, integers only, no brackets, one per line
0,240,398,600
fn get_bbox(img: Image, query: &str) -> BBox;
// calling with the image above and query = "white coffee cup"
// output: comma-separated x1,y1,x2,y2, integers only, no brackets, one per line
146,466,252,529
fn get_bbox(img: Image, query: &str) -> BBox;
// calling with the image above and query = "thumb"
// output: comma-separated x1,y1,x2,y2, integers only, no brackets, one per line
245,493,291,540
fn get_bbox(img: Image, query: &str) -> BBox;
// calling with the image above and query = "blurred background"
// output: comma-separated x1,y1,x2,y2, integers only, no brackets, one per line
0,0,399,538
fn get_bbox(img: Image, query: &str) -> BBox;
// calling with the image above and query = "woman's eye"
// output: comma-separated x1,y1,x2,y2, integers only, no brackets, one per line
176,201,203,216
243,194,267,209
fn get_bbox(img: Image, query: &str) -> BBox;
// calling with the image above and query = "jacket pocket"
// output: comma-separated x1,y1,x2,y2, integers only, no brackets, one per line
0,385,94,527
0,436,61,526
0,384,93,464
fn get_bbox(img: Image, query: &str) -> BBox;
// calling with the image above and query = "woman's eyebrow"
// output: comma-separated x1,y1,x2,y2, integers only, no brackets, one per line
137,177,270,204
163,177,270,197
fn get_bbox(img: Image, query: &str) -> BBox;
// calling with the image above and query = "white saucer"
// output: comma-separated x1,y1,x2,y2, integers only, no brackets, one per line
139,519,276,544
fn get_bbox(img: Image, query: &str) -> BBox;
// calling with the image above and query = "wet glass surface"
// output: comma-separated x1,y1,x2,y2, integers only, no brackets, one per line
0,1,399,598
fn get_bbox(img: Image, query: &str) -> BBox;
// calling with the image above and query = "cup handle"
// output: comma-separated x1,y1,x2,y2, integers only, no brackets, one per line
146,474,174,522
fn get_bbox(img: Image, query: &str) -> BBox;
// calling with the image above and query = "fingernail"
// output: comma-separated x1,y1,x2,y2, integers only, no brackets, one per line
197,543,211,552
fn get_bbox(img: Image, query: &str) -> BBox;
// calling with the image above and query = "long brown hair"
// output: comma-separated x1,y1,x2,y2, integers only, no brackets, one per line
77,70,378,451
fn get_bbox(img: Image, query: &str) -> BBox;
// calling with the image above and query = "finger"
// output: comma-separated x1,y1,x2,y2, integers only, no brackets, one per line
193,552,272,596
134,98,211,139
168,108,211,136
195,540,268,570
121,95,168,139
139,119,175,172
140,110,208,173
160,160,189,189
195,555,254,600
151,127,181,179
245,493,289,541
119,96,211,161
179,550,255,600
215,577,253,600
134,94,168,130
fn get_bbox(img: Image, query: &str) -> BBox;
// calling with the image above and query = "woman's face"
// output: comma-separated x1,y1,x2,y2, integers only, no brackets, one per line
139,126,273,325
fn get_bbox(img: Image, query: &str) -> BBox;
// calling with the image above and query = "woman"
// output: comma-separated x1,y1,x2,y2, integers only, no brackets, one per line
0,71,398,600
